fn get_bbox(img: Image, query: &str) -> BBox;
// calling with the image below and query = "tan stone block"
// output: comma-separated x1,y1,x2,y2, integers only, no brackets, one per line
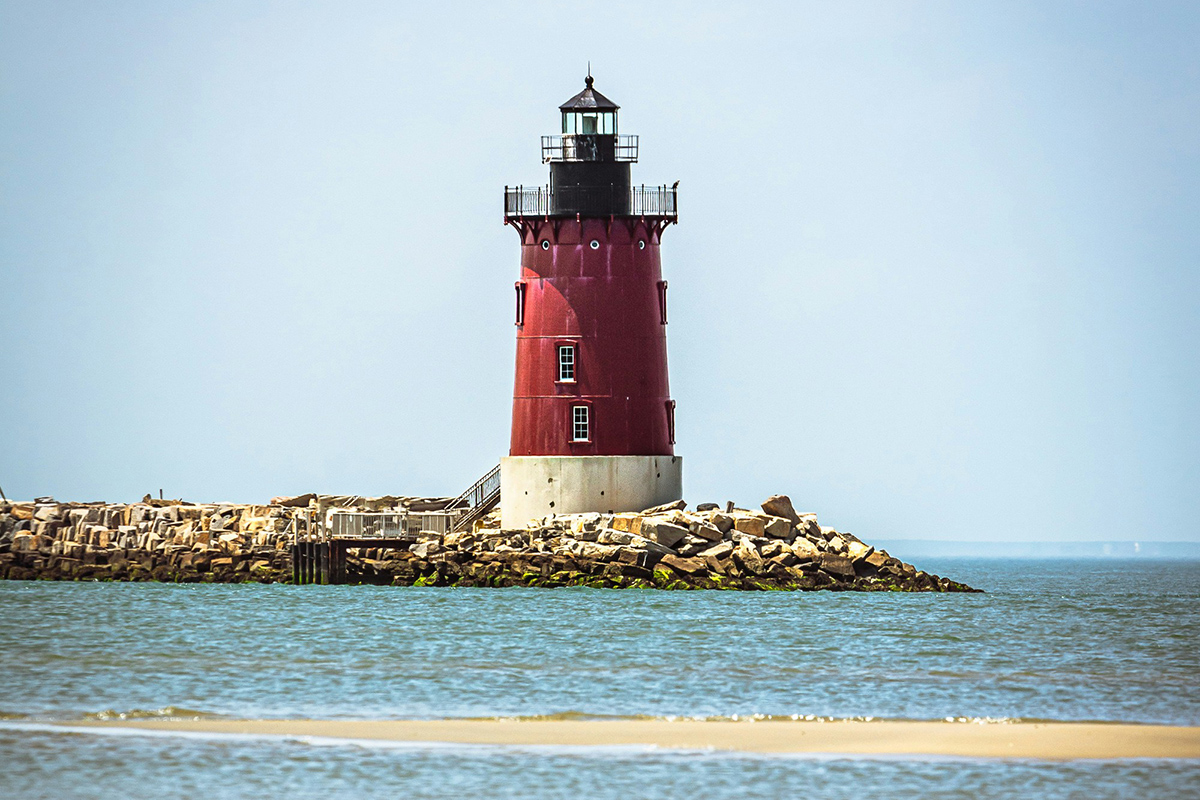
762,516,792,538
846,540,874,562
761,495,802,524
709,513,734,533
732,516,765,537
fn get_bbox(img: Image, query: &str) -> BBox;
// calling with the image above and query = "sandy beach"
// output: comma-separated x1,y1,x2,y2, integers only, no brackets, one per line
69,718,1200,760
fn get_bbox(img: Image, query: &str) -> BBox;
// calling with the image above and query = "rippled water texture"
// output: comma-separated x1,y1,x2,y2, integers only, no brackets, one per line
1,560,1197,798
4,728,1198,800
2,560,1197,723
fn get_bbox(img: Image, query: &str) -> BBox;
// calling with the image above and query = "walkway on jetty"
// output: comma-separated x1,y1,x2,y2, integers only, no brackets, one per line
292,466,499,585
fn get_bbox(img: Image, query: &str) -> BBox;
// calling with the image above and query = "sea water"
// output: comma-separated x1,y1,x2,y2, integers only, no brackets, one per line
1,559,1197,798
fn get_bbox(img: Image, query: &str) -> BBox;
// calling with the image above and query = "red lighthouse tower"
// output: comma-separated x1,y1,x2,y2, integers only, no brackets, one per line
500,74,682,528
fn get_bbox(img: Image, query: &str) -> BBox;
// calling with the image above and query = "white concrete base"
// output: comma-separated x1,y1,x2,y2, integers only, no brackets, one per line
500,455,683,530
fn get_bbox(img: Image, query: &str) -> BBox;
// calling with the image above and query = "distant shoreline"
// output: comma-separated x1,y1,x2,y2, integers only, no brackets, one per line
45,718,1200,760
875,540,1200,560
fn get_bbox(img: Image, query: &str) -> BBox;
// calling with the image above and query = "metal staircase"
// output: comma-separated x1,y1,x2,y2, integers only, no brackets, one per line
447,464,501,532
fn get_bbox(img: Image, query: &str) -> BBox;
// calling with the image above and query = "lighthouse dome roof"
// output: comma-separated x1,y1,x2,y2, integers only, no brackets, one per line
559,75,619,111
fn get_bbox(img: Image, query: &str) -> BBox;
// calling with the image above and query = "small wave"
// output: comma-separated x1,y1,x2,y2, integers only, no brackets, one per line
82,707,222,721
458,712,1025,724
471,711,663,722
0,711,29,720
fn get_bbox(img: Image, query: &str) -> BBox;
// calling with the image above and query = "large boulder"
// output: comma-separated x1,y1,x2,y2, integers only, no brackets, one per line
689,521,723,542
609,513,639,532
732,515,766,538
596,529,640,546
845,540,874,562
410,540,442,559
658,554,707,575
638,519,689,549
733,541,765,574
762,517,792,539
761,495,801,525
818,553,855,578
444,531,475,550
797,517,822,540
864,550,889,569
760,540,786,559
709,513,735,534
788,538,820,561
768,551,799,568
856,550,890,576
33,505,61,523
641,500,686,515
698,541,734,560
569,541,622,561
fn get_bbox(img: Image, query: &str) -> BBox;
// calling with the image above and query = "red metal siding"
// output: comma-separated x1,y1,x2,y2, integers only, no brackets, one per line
509,218,674,456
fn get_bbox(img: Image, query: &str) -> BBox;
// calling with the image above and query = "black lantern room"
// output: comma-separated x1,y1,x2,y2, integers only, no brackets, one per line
542,74,637,216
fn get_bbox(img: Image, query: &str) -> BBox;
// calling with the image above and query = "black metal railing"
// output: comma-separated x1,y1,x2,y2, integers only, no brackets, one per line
541,134,638,163
504,184,678,219
505,185,552,217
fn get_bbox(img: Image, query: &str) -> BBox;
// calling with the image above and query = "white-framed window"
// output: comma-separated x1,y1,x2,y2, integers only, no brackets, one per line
557,344,576,382
571,405,590,442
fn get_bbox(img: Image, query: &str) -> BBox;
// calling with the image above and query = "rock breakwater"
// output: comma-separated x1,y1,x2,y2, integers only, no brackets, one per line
0,493,977,591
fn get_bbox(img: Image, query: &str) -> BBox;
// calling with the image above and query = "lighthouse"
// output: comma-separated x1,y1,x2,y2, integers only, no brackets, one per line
500,74,682,529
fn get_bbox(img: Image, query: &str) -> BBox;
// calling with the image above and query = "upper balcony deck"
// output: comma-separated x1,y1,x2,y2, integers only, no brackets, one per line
504,184,678,222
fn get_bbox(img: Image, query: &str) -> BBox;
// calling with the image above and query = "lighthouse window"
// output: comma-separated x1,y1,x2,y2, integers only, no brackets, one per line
571,405,590,442
515,281,527,327
657,280,668,325
589,240,600,250
638,240,646,250
666,400,677,445
563,112,616,135
557,345,576,382
541,240,550,250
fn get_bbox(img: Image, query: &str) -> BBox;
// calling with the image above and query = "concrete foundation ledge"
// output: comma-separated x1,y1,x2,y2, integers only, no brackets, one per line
500,455,682,530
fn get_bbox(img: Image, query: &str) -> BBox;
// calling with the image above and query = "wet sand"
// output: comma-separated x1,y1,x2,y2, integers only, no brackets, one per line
70,718,1200,760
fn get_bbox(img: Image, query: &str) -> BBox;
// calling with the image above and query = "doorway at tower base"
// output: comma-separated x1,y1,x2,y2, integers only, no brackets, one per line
499,455,683,530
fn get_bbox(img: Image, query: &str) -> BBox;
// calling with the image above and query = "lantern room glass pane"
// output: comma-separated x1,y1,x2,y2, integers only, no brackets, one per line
581,113,597,134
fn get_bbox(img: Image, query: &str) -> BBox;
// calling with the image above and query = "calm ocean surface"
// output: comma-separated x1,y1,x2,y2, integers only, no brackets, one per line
2,559,1197,798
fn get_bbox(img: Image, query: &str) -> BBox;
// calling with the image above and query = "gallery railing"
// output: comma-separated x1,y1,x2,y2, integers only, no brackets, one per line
503,184,678,220
541,134,639,163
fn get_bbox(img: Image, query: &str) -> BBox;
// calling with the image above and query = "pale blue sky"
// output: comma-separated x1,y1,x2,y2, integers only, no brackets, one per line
2,1,1197,542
